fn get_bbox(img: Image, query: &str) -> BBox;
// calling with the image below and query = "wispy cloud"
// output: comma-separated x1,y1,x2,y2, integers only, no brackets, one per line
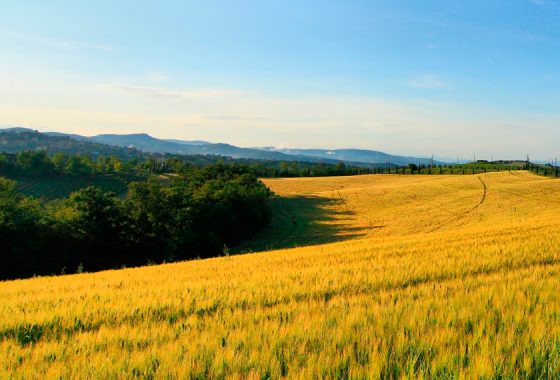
0,28,117,52
105,84,249,100
406,75,447,89
205,114,268,121
3,84,560,158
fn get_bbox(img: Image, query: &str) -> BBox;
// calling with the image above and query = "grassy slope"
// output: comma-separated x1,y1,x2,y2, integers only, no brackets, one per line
3,174,133,200
2,171,560,377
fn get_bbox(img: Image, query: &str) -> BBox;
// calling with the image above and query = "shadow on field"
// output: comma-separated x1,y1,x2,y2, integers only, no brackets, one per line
233,195,365,253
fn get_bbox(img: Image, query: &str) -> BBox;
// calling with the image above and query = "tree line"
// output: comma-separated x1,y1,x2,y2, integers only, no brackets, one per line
526,162,560,177
0,164,272,280
0,151,147,176
0,151,381,178
13,149,522,179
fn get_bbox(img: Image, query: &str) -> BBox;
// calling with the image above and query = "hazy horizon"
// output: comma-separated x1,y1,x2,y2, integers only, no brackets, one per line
2,1,560,159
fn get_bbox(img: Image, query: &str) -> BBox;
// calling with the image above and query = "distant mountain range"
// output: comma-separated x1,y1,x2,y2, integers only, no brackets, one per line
0,127,448,166
257,147,446,167
164,139,211,146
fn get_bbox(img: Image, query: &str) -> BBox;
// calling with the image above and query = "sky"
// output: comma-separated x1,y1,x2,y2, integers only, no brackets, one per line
1,0,560,159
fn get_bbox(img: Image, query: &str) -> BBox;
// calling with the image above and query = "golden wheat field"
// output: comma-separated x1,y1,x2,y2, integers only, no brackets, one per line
3,171,560,378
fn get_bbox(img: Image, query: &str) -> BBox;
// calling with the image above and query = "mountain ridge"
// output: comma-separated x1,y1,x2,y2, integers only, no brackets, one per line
0,127,450,166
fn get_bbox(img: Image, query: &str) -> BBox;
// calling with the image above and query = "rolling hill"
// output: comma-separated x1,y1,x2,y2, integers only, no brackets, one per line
0,129,141,159
1,127,445,166
85,133,418,166
2,171,560,377
0,129,383,168
163,138,211,146
88,133,204,155
5,174,133,200
258,147,445,166
90,135,446,166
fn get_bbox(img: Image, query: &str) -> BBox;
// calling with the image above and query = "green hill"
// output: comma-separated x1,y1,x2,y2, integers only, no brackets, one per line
0,129,142,160
3,174,134,200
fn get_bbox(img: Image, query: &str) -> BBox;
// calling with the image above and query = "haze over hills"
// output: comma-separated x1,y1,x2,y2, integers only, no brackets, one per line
259,147,446,167
87,133,446,165
0,127,449,166
164,139,211,146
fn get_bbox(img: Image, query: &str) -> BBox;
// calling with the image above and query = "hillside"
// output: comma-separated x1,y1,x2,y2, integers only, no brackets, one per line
3,128,443,166
2,172,560,377
5,174,132,200
0,130,324,170
88,133,208,155
262,148,445,166
0,130,141,160
84,131,445,166
164,138,211,146
86,134,400,167
41,129,370,164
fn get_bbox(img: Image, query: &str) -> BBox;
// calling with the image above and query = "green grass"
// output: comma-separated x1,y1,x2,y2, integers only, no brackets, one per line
3,174,135,200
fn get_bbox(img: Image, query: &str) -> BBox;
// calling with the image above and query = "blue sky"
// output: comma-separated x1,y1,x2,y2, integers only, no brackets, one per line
1,0,559,159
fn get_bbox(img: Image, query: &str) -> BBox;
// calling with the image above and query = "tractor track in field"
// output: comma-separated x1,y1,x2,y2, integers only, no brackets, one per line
334,190,348,212
477,176,487,207
330,178,489,236
427,176,487,233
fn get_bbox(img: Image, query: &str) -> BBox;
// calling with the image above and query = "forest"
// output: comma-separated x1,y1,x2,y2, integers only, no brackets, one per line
0,162,272,280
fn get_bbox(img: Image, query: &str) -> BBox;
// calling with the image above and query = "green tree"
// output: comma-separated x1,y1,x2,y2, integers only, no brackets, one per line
67,186,127,269
17,151,55,175
52,152,69,172
335,162,346,174
0,153,9,172
0,178,53,278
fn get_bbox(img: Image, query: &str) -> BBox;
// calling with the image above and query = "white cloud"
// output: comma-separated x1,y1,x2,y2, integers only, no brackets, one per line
105,84,249,100
205,114,268,121
1,73,560,159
